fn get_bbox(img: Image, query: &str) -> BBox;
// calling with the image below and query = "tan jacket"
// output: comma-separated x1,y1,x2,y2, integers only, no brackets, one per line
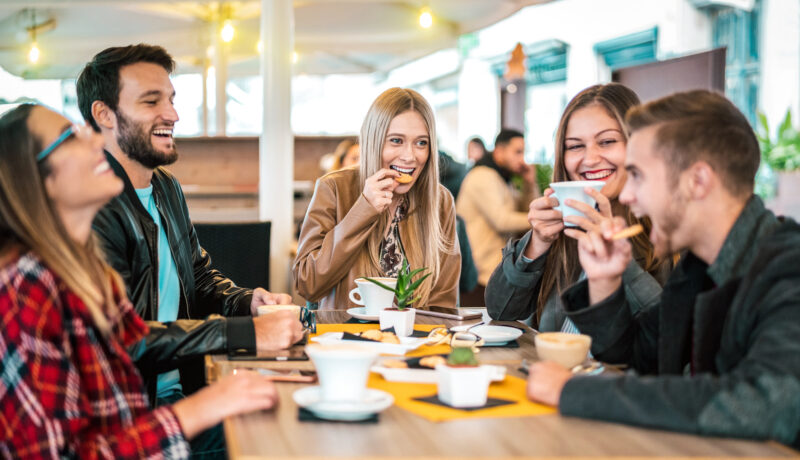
456,166,534,285
293,168,461,310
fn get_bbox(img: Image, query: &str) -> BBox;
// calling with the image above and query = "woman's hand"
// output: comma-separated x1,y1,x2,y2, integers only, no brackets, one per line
562,187,613,236
172,371,279,440
363,168,400,213
524,188,564,260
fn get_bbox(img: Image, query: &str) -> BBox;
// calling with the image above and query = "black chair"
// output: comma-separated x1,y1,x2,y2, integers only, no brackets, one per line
193,221,271,290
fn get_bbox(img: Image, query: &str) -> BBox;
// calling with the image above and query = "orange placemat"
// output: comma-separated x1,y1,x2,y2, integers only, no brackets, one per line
311,323,452,356
367,373,556,422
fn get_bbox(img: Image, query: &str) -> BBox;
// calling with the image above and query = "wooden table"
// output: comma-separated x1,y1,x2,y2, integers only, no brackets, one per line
206,311,796,459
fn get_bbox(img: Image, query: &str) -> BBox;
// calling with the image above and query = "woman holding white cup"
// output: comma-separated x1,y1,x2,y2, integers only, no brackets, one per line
294,88,461,311
485,84,671,333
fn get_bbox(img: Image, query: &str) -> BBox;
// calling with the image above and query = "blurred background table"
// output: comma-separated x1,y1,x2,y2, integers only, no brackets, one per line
206,310,796,459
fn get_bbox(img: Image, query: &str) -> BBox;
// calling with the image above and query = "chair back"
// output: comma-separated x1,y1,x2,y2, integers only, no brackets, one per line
193,221,271,290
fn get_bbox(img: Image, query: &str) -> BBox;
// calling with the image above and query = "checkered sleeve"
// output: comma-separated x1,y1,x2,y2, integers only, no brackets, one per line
0,256,190,459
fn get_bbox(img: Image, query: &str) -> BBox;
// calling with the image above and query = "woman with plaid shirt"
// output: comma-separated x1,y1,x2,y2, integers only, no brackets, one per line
0,104,280,459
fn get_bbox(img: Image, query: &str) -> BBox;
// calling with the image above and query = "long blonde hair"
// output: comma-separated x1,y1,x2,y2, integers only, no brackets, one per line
357,88,455,307
0,104,124,334
537,84,663,323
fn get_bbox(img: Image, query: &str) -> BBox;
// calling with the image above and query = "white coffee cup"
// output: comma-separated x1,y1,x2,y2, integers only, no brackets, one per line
349,277,397,315
534,332,592,369
549,181,605,227
305,344,379,402
256,304,301,318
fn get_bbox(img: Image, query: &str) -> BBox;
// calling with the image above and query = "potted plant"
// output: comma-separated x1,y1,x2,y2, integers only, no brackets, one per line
365,259,429,337
756,110,800,217
435,348,492,408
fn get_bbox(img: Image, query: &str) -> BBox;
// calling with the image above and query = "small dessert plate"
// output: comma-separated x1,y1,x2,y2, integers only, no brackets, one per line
293,386,394,421
371,362,506,384
466,325,523,345
311,332,427,355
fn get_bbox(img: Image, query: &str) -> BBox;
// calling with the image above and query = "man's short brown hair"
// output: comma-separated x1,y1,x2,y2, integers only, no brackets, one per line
626,90,760,197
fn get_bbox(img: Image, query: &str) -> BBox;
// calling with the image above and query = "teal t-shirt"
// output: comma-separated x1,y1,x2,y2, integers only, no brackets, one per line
135,185,182,398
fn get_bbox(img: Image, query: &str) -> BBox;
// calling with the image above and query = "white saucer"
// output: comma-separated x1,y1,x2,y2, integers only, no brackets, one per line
346,307,379,322
467,325,523,344
293,386,394,421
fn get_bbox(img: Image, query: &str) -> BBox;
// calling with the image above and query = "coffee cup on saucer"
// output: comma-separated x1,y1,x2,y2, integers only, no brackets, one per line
349,277,397,315
305,344,379,402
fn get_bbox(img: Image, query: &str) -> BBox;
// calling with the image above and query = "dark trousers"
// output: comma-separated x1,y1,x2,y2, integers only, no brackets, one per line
460,283,486,308
157,391,226,460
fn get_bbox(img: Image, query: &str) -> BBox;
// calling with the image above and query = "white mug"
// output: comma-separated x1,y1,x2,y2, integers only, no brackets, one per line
549,181,605,227
305,344,378,402
349,277,397,315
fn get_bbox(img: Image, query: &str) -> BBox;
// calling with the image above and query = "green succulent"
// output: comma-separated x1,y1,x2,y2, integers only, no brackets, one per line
364,258,430,310
757,109,800,172
447,347,479,366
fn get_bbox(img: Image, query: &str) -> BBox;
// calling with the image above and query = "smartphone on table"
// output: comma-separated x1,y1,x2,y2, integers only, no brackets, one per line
250,368,317,383
415,306,483,321
227,346,308,361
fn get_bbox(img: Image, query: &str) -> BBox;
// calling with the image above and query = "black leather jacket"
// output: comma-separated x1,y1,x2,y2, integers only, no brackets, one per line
93,151,256,400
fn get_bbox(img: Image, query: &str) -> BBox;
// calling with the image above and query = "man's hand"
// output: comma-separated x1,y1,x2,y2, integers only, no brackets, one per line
526,361,574,406
564,217,632,304
250,288,293,315
253,311,305,351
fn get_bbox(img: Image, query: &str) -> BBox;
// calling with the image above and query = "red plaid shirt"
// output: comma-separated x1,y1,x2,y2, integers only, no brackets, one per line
0,250,190,459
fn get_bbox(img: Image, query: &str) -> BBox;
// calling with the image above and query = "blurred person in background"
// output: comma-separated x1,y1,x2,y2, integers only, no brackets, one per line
0,104,280,459
294,87,460,310
456,128,538,306
329,137,360,172
485,83,669,331
466,136,487,168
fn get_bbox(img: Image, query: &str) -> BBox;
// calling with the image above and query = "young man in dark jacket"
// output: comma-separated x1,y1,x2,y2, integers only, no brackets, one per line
77,44,304,457
526,90,800,447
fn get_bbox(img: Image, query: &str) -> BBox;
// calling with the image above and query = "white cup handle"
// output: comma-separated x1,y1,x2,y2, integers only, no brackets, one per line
349,287,365,305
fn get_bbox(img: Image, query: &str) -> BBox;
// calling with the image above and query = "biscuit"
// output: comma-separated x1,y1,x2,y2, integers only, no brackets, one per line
382,359,408,369
395,173,413,184
419,355,447,368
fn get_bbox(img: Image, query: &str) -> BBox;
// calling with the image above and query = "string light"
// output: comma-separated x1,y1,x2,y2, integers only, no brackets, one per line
28,42,40,64
27,10,40,64
220,19,234,42
419,7,433,29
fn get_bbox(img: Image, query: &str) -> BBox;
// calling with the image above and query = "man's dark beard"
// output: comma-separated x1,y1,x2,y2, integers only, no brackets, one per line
116,110,178,169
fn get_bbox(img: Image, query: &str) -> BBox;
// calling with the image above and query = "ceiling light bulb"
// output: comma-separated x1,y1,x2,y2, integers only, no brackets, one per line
257,40,263,53
221,20,234,43
28,42,40,64
292,51,298,63
419,8,433,28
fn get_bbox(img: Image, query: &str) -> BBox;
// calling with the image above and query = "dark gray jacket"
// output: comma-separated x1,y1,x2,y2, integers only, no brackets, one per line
560,196,800,447
485,231,665,330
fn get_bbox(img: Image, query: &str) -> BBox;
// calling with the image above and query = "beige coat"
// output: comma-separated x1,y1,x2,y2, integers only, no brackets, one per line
456,166,534,285
293,168,461,310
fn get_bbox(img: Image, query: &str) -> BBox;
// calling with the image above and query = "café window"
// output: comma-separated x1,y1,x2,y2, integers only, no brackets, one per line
594,27,659,71
711,1,760,125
